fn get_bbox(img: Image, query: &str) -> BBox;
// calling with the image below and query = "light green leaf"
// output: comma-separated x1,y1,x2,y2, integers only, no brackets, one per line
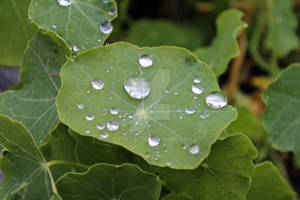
0,0,37,66
262,64,300,163
57,42,237,169
194,9,246,76
29,0,118,53
266,0,299,58
159,134,258,200
161,193,191,200
0,31,71,145
127,19,204,50
56,163,162,200
247,161,296,200
0,115,60,200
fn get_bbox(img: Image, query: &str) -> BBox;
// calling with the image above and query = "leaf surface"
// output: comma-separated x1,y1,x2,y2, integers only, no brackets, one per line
246,161,296,200
56,163,162,200
0,0,37,66
194,9,246,76
57,42,237,169
262,64,300,163
29,0,118,53
161,193,191,200
0,31,70,145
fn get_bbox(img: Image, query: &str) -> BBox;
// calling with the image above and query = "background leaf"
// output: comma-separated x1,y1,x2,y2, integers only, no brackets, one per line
57,42,237,169
0,0,37,66
246,161,296,200
194,9,246,76
29,0,118,53
161,193,191,200
0,31,71,145
262,64,300,163
56,163,162,200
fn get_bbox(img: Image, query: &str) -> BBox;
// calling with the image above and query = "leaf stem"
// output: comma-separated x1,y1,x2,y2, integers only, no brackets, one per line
46,160,90,169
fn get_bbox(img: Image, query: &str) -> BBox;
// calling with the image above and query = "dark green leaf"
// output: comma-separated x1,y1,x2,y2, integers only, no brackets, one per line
161,193,191,200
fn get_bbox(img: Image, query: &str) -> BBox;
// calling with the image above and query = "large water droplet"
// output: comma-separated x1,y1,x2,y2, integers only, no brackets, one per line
124,75,151,100
99,21,113,34
96,123,105,130
99,132,109,139
110,107,119,115
185,106,195,115
91,78,104,90
139,55,153,68
189,144,200,155
77,103,84,109
194,76,202,83
205,91,228,109
85,114,95,121
192,83,204,95
148,136,160,147
107,120,119,131
57,0,71,7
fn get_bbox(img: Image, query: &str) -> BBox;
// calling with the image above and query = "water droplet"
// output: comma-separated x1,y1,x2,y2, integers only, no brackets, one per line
205,91,228,109
99,21,113,34
200,111,210,119
163,89,169,94
182,144,187,150
52,25,57,28
166,161,172,166
97,39,102,43
57,0,71,6
124,75,151,100
108,8,117,15
27,17,32,23
174,92,179,96
85,114,95,121
85,129,91,134
194,76,202,83
91,78,104,90
189,144,200,155
139,55,153,68
99,132,109,139
193,96,198,100
110,107,119,115
192,83,203,95
86,90,91,94
148,136,160,147
96,124,105,130
107,120,119,131
128,114,133,119
103,0,109,3
73,45,79,52
77,103,84,109
185,106,195,115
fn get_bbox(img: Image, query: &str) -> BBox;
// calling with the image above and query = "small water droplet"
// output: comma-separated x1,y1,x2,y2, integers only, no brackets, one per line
86,90,91,94
139,55,153,68
107,120,119,131
163,89,169,94
192,83,204,95
108,8,117,15
174,91,179,96
91,78,104,90
189,144,200,155
148,136,160,147
73,45,79,52
166,161,172,166
185,106,195,115
103,0,109,3
205,91,228,109
124,75,151,100
57,0,71,7
200,111,210,119
110,107,119,115
97,39,102,43
182,144,187,150
194,76,202,83
85,129,91,134
27,17,32,23
52,25,57,28
99,132,109,139
96,123,105,130
85,114,95,121
99,21,113,34
128,114,133,119
77,103,84,109
193,96,198,100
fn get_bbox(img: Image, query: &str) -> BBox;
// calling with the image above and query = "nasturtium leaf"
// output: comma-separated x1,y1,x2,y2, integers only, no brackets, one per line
247,161,296,200
159,134,258,200
29,0,118,53
0,31,71,145
0,115,60,200
194,9,246,76
262,64,300,163
127,19,204,50
161,193,191,200
56,164,162,200
266,0,298,58
57,42,237,169
0,0,37,66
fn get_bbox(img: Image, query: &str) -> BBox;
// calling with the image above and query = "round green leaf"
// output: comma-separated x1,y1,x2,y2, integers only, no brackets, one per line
56,42,237,169
29,0,118,53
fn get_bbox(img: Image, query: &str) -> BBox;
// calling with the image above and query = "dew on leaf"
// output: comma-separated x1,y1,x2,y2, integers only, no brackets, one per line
166,161,172,166
189,144,200,155
182,144,187,150
52,25,57,29
110,107,119,115
73,45,79,52
57,0,71,7
185,106,195,115
96,123,105,130
205,91,228,109
192,83,204,95
174,91,179,96
108,8,117,15
148,136,160,147
194,76,202,83
85,129,91,134
139,55,153,68
99,132,109,139
85,114,95,121
91,78,104,90
99,21,113,34
107,120,119,131
76,103,84,109
124,75,151,100
200,111,210,119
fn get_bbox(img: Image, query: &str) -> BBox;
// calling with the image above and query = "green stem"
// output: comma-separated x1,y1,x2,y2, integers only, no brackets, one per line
46,160,89,169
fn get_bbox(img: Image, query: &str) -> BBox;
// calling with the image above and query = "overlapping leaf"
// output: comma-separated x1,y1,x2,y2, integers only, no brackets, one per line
57,42,237,169
161,193,191,200
0,0,37,66
194,9,246,76
29,0,118,53
0,31,71,145
247,161,296,200
56,164,162,200
263,64,300,163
